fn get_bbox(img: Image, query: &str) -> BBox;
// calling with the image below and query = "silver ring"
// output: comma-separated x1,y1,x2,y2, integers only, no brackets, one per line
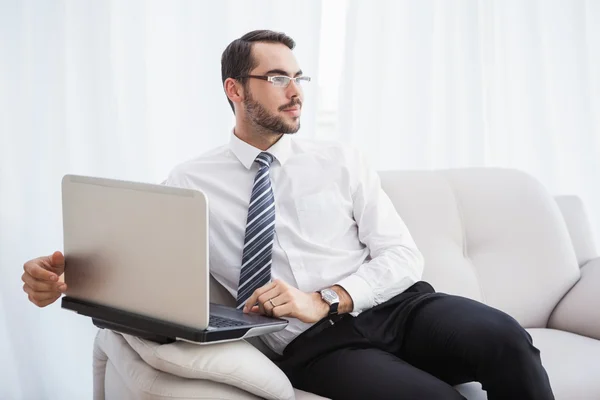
269,298,275,308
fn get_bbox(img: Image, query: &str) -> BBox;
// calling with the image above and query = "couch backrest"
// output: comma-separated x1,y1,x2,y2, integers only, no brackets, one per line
378,168,580,328
209,168,582,329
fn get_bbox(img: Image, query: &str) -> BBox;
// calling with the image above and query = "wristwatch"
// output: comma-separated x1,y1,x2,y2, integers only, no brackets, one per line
319,288,340,315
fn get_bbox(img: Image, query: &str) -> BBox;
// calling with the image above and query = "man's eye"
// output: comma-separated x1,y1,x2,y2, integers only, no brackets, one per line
272,77,289,85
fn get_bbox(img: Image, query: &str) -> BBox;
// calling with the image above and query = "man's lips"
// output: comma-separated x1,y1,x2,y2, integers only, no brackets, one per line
282,106,301,116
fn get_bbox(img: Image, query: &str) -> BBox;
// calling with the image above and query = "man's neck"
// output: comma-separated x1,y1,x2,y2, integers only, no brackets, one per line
234,124,283,151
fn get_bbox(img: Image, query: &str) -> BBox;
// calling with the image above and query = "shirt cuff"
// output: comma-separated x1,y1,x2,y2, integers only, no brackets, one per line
335,274,374,313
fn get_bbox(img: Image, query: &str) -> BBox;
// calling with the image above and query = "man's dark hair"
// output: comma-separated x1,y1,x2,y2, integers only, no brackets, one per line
221,30,295,113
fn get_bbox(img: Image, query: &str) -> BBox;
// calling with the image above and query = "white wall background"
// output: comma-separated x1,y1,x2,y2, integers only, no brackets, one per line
1,0,598,399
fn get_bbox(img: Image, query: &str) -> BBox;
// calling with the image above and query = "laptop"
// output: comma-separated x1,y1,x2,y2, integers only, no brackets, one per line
60,174,288,344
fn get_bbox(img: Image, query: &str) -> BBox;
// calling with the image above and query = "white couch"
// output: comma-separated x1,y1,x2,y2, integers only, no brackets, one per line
92,168,600,399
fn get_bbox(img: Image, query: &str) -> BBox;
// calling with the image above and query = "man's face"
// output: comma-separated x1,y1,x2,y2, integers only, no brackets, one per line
242,42,304,134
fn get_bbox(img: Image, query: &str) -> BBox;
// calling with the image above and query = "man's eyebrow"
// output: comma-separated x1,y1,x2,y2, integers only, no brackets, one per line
264,69,303,77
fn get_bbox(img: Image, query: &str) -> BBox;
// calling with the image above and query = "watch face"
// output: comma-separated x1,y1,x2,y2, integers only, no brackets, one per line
321,289,339,304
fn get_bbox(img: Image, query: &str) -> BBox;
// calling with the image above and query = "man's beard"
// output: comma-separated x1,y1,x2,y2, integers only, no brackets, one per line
243,90,301,134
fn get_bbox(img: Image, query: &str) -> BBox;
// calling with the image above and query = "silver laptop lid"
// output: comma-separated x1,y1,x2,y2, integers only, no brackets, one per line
61,175,210,330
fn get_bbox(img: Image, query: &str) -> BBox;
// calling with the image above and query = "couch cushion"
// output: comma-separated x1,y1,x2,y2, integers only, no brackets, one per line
379,168,580,328
118,330,295,400
98,329,262,399
455,382,486,400
548,258,600,340
453,328,600,400
379,170,485,302
554,195,598,266
528,328,600,399
104,359,264,400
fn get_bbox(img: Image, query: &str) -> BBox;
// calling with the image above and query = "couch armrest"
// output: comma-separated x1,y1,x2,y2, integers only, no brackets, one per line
554,195,598,266
548,257,600,340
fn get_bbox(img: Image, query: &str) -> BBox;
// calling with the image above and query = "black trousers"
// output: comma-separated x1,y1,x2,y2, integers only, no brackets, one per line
276,282,554,400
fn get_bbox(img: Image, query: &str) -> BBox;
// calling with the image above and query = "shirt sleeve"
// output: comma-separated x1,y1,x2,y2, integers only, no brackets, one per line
335,148,424,313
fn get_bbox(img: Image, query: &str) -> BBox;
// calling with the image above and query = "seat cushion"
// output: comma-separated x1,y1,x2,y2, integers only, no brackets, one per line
528,328,600,399
98,328,296,399
99,326,600,399
280,329,600,400
104,359,263,400
98,329,262,399
455,382,486,400
119,331,295,400
455,328,600,400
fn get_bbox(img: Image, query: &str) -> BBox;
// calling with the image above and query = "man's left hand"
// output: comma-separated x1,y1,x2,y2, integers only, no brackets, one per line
243,279,329,323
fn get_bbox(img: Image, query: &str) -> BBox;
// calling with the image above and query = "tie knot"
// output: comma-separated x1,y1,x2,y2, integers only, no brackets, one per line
255,152,274,168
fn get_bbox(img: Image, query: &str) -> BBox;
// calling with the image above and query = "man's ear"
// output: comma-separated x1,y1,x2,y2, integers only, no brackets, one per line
224,78,244,105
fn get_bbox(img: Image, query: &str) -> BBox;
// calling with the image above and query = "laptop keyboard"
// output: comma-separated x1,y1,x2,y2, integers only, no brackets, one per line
209,315,250,328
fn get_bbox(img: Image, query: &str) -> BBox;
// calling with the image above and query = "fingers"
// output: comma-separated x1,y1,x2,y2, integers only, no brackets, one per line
23,260,58,282
29,293,61,308
255,287,282,315
50,251,65,270
243,281,276,312
23,284,61,307
250,299,290,317
270,302,293,318
22,272,66,293
268,292,293,315
22,252,66,308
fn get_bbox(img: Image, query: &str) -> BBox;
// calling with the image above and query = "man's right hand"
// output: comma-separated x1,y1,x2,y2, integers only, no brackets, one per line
22,251,67,307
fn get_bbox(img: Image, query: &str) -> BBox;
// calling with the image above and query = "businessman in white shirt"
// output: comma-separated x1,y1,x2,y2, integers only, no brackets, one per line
22,30,554,399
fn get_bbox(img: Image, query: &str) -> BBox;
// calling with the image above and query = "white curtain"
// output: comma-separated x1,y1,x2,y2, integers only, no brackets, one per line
2,0,600,398
0,1,321,398
332,0,600,243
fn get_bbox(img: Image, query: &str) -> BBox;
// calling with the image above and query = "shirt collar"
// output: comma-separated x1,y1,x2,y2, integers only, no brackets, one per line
229,129,292,170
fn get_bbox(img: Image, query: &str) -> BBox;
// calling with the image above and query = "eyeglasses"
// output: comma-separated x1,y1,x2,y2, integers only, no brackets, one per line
237,75,311,88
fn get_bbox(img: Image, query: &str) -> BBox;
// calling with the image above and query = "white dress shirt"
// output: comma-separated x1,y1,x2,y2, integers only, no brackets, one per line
165,132,424,355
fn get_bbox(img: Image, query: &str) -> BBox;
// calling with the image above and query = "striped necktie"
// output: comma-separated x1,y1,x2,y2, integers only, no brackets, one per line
236,152,276,308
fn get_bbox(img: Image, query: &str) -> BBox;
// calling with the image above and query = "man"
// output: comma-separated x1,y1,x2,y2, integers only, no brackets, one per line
22,30,554,399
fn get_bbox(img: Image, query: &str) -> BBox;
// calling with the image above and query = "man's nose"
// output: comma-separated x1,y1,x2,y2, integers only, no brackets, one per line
285,79,302,99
